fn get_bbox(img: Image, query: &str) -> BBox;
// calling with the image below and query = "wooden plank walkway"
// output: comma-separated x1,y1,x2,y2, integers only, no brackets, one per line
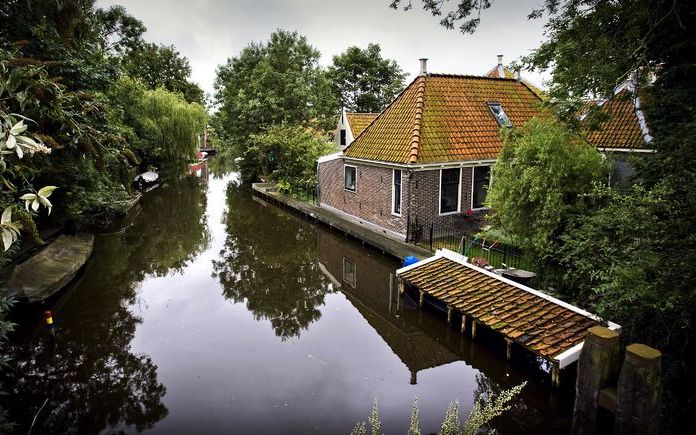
251,183,431,262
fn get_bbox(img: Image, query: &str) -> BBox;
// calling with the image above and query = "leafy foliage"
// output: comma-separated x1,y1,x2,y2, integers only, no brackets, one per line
122,42,204,104
246,123,333,187
328,43,407,113
486,118,606,257
214,29,337,171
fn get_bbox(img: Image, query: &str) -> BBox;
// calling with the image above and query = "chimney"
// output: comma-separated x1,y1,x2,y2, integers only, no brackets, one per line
419,58,428,76
514,69,521,81
497,54,503,66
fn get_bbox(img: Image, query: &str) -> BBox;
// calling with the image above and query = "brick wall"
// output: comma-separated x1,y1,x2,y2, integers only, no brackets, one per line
410,167,477,234
318,158,408,236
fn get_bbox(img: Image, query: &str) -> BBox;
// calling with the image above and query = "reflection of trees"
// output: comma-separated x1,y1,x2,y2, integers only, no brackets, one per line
212,182,332,339
2,177,210,433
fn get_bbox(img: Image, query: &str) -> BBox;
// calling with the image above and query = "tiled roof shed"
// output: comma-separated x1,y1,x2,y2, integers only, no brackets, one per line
344,74,544,164
345,112,379,138
396,250,620,369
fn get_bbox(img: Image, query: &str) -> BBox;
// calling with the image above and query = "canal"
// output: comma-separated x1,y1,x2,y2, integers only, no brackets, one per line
3,168,573,434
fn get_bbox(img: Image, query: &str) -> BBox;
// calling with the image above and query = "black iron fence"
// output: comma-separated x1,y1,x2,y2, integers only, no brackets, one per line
407,219,532,271
287,182,318,204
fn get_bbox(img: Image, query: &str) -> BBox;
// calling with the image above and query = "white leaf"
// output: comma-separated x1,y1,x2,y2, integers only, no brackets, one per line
19,193,36,201
31,199,39,212
1,207,11,225
15,143,23,158
2,228,13,251
6,134,16,149
38,196,52,210
10,120,27,135
38,186,58,197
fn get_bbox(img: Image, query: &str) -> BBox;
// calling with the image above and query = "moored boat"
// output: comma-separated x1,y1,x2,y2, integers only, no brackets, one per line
3,233,95,303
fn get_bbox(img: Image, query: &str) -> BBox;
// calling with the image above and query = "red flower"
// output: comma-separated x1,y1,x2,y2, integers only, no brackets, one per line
464,208,474,216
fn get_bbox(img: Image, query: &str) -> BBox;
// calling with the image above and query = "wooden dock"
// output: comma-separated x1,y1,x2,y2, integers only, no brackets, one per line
397,249,620,385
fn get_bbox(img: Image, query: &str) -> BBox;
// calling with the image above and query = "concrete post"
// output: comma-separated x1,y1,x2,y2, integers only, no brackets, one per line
572,326,621,435
615,344,662,435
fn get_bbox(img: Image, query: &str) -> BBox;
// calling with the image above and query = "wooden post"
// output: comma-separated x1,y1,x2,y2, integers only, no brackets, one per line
505,339,513,361
471,320,477,339
410,370,417,385
551,364,561,388
418,291,424,308
614,344,662,435
447,306,453,325
460,314,467,334
398,278,405,295
571,326,621,435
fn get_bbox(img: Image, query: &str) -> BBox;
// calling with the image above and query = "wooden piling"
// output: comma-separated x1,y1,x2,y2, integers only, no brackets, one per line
418,291,424,308
471,320,477,340
447,306,453,325
551,364,561,388
460,314,467,334
571,326,621,435
614,344,662,435
505,339,513,360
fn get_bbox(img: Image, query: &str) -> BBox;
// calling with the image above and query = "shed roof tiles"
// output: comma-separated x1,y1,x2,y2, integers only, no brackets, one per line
397,250,618,367
583,90,651,150
344,74,544,164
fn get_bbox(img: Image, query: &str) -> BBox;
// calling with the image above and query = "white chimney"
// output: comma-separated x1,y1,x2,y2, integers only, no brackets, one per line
497,54,503,66
419,58,428,76
514,69,521,81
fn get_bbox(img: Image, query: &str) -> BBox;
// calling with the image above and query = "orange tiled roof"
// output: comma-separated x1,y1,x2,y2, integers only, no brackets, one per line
345,112,379,138
398,255,602,363
583,91,648,150
344,74,544,164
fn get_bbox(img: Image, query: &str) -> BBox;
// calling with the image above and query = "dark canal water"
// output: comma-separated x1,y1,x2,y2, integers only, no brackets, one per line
3,167,573,434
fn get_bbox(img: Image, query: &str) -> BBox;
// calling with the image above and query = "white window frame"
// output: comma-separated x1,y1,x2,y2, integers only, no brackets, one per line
439,168,462,216
342,257,356,288
391,169,402,216
344,164,357,192
471,166,492,210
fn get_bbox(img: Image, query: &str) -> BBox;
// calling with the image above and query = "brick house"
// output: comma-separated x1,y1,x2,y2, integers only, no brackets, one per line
317,59,544,241
333,109,379,150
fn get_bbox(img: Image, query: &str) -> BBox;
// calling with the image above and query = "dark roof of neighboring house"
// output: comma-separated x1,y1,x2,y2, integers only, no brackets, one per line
345,112,379,138
583,89,652,151
397,250,618,367
344,74,544,164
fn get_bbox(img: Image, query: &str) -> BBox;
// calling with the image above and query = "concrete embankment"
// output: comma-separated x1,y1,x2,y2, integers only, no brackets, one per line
252,183,431,262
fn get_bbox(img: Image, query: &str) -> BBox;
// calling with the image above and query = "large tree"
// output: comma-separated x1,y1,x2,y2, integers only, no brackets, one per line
214,30,337,164
327,43,407,113
122,42,204,104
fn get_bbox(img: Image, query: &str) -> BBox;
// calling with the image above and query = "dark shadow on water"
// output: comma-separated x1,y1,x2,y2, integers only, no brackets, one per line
2,175,209,434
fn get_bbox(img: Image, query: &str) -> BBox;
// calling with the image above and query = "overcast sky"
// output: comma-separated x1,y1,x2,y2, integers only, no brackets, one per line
95,0,551,97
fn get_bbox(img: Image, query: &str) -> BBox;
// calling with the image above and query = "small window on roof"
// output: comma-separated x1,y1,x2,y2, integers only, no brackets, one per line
488,103,513,128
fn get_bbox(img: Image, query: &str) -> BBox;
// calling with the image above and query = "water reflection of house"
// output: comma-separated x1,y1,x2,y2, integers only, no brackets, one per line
316,229,460,384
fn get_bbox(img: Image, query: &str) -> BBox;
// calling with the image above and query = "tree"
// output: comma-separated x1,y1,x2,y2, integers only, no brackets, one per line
327,44,407,112
214,29,337,166
247,124,333,189
109,77,207,169
486,118,606,257
122,43,204,104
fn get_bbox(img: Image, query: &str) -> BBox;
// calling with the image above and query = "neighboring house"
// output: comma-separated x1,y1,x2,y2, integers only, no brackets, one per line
334,109,379,150
317,59,544,241
582,80,654,186
485,54,546,99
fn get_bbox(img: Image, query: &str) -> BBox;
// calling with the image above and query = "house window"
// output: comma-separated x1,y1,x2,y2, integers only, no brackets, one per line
392,169,402,215
472,166,491,209
488,103,513,128
440,168,461,214
340,129,347,146
343,258,356,288
344,165,356,192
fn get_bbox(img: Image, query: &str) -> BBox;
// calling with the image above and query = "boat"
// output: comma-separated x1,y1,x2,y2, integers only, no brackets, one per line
133,171,159,192
3,233,95,303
